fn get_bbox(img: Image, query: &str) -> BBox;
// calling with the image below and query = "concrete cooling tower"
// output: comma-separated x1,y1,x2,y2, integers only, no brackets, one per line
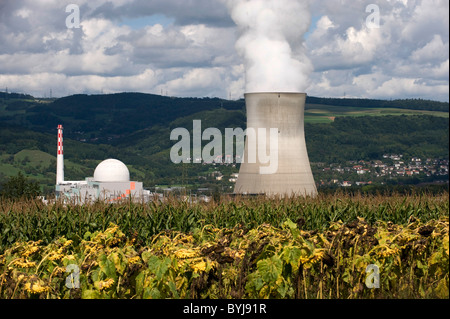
234,92,317,197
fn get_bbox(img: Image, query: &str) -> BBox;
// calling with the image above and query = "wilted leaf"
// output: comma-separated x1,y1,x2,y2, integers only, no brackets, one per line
435,279,449,299
109,252,126,275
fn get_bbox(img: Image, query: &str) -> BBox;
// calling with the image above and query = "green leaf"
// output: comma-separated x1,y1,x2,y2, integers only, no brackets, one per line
416,260,425,270
282,219,299,239
276,279,290,298
281,246,302,270
253,277,264,291
109,252,126,275
83,231,92,240
143,287,160,299
91,268,101,283
435,279,449,299
99,254,117,279
429,251,443,266
168,281,179,298
342,269,352,284
257,255,283,283
141,251,152,263
418,282,426,298
147,256,171,280
82,289,101,299
135,271,145,296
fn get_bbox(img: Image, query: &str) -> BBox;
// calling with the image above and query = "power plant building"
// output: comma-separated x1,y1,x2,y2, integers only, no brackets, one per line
55,125,151,203
234,93,317,197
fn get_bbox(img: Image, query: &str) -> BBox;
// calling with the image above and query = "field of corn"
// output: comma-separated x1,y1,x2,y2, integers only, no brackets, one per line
0,192,448,299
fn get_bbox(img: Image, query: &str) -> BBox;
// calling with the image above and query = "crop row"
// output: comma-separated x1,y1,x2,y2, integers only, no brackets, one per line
0,192,448,252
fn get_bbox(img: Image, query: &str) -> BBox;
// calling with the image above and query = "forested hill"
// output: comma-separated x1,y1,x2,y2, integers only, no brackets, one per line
0,92,34,100
1,92,448,140
0,91,448,192
2,93,244,138
306,96,449,112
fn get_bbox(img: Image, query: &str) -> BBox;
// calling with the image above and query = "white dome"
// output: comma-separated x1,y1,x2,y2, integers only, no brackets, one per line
93,159,130,182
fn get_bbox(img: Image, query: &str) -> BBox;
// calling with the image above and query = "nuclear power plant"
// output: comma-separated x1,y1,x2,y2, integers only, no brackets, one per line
54,92,316,200
234,93,317,197
54,125,152,204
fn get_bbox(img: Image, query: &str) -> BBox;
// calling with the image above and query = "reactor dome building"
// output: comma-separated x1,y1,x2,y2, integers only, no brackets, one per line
93,159,130,183
54,125,151,203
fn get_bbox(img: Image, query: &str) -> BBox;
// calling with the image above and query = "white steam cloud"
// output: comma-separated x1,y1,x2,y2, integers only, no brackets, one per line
224,0,313,93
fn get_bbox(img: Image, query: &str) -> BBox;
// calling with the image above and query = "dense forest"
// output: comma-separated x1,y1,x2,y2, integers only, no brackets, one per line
306,96,449,112
306,115,449,163
1,92,448,140
0,92,34,100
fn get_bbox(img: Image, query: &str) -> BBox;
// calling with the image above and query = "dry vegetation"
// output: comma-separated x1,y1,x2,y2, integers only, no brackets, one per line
0,192,448,299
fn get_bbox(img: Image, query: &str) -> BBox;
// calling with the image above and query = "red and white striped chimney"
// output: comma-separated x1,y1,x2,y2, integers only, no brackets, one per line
56,124,64,184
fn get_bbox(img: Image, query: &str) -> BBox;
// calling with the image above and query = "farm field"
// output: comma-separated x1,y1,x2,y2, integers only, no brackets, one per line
0,192,448,299
304,104,450,123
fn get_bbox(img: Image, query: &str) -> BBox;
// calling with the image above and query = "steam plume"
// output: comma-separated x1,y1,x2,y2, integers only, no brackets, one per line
225,0,312,93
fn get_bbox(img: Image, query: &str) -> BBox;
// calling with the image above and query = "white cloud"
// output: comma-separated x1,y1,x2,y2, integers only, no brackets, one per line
0,0,448,101
306,0,449,101
14,7,32,19
411,35,449,63
159,67,226,97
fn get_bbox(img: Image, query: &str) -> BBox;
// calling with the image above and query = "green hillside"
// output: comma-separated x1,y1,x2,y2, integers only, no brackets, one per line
1,92,448,141
304,104,449,124
0,92,448,194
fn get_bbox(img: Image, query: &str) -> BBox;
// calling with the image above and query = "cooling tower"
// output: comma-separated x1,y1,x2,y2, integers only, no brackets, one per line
234,93,317,197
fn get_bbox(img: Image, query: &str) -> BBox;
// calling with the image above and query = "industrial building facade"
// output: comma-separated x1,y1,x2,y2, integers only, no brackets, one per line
55,126,151,204
55,178,146,204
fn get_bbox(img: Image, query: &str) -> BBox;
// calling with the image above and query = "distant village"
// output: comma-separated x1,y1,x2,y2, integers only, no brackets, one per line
312,154,449,187
185,154,449,193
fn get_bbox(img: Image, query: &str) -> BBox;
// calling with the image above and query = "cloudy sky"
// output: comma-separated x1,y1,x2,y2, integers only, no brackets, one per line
0,0,448,101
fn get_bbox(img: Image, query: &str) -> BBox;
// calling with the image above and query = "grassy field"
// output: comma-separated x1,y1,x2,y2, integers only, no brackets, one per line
0,192,448,299
0,149,97,195
304,104,449,123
